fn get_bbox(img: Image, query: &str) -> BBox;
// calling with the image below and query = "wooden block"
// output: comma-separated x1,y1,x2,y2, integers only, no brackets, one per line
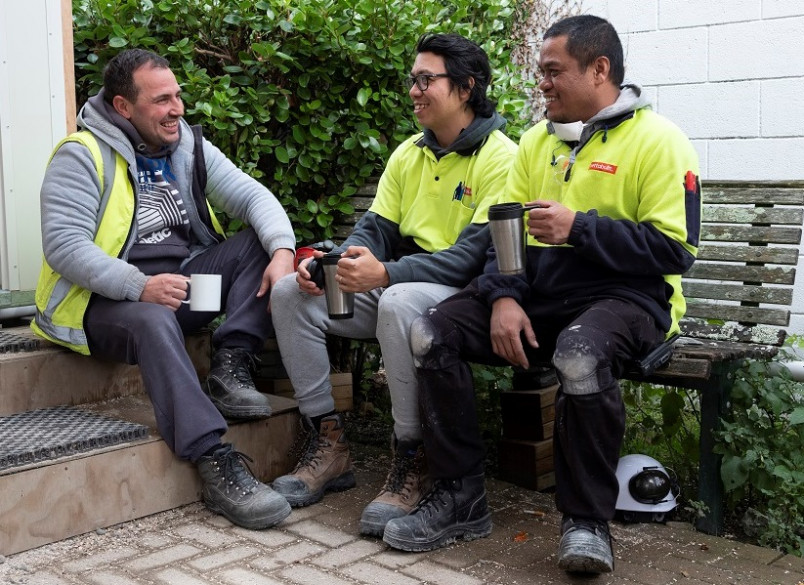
331,373,353,412
500,385,557,441
497,437,555,491
264,372,353,412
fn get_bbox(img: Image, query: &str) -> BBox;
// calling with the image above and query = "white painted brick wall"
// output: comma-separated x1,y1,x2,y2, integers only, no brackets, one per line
710,18,804,81
659,0,760,28
658,82,760,139
621,28,709,85
576,1,804,335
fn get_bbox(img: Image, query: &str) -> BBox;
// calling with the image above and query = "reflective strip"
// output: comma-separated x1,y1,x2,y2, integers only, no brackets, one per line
207,200,225,237
33,311,88,349
33,131,133,355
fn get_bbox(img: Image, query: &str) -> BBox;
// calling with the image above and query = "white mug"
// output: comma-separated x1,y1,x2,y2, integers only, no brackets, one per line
183,274,222,312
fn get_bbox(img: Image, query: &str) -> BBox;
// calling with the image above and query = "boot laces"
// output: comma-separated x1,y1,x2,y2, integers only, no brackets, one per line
382,451,418,497
219,349,258,389
290,425,328,473
413,480,452,518
218,448,259,495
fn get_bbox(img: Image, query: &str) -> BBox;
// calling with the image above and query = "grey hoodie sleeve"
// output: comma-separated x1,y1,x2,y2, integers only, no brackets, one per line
40,142,149,301
201,139,296,255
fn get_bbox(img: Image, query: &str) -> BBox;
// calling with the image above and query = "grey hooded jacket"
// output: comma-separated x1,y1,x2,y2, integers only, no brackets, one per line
39,96,295,302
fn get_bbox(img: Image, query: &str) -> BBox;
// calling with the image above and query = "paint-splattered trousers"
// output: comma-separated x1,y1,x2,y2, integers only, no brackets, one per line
412,284,664,521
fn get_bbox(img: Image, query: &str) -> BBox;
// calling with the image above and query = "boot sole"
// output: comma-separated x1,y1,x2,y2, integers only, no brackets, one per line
383,515,492,552
282,471,357,508
204,498,291,530
203,382,272,420
557,552,613,574
208,397,272,420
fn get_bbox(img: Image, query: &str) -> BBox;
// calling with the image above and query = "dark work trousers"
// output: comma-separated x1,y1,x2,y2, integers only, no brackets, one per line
414,287,664,522
84,228,273,462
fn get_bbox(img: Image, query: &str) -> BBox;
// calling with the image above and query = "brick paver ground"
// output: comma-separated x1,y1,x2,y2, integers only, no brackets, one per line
2,442,803,585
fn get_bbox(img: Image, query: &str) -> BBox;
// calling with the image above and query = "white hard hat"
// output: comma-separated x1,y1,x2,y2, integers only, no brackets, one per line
615,454,679,523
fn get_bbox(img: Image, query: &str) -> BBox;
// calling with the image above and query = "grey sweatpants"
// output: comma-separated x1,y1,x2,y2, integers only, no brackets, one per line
270,274,460,442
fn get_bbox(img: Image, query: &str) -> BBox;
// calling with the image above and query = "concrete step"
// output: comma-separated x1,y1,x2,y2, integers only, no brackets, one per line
0,393,300,556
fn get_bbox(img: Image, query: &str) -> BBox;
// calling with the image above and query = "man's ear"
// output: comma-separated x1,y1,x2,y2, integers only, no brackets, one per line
591,56,612,86
112,95,133,119
461,77,475,101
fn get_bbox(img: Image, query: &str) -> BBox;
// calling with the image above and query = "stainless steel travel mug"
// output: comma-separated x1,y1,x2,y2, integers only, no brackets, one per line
321,252,355,319
488,202,527,275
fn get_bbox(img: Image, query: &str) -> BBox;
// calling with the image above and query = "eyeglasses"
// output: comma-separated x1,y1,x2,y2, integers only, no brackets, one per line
404,73,450,92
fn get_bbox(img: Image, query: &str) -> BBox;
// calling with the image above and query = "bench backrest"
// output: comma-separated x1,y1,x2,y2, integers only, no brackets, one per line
333,180,804,347
680,181,804,346
331,180,378,242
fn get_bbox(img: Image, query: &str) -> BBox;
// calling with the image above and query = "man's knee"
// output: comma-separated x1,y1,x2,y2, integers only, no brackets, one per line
271,272,297,301
552,326,615,396
410,308,456,370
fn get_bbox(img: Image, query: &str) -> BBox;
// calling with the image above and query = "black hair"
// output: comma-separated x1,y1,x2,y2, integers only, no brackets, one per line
544,15,625,87
102,48,171,105
415,33,497,117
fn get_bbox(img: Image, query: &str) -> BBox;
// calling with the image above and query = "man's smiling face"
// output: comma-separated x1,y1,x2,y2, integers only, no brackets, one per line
115,63,184,150
408,52,466,134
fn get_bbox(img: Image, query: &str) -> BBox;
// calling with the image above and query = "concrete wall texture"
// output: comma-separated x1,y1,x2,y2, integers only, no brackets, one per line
580,0,804,335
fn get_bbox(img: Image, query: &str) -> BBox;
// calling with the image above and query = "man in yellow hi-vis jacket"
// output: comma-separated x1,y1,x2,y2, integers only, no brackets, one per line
33,48,296,530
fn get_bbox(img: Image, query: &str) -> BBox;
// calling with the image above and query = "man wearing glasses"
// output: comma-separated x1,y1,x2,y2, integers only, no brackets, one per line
384,15,700,576
269,33,517,536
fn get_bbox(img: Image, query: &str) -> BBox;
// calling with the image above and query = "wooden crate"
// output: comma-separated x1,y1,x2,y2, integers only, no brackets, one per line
500,384,557,441
266,372,353,412
497,437,555,491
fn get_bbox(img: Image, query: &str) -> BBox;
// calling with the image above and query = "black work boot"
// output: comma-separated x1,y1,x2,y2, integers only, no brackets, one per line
197,443,291,529
382,473,492,551
203,347,272,419
557,516,614,574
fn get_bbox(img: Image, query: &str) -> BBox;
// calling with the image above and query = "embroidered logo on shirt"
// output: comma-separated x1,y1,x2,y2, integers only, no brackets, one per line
589,161,618,175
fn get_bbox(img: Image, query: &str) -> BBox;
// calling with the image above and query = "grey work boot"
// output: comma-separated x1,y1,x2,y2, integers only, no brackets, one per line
197,443,291,529
203,347,272,419
360,437,428,537
271,413,356,507
383,473,492,552
557,516,614,574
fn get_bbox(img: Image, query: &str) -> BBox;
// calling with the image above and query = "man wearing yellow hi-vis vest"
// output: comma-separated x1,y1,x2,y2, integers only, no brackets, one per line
32,49,295,530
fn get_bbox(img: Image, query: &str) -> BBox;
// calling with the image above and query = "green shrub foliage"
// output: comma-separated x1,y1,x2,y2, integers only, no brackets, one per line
714,358,804,554
72,0,532,242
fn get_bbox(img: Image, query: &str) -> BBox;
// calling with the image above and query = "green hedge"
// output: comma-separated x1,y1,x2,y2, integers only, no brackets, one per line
72,0,533,242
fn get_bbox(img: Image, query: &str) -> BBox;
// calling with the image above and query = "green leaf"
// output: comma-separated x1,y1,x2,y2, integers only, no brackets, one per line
720,456,749,491
275,146,290,164
789,406,804,425
357,87,372,107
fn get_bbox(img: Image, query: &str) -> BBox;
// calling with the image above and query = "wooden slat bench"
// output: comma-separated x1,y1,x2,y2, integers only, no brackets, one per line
296,179,804,536
621,180,804,534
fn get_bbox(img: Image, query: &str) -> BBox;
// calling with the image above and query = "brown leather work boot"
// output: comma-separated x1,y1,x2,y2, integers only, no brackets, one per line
271,412,355,507
359,436,429,536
